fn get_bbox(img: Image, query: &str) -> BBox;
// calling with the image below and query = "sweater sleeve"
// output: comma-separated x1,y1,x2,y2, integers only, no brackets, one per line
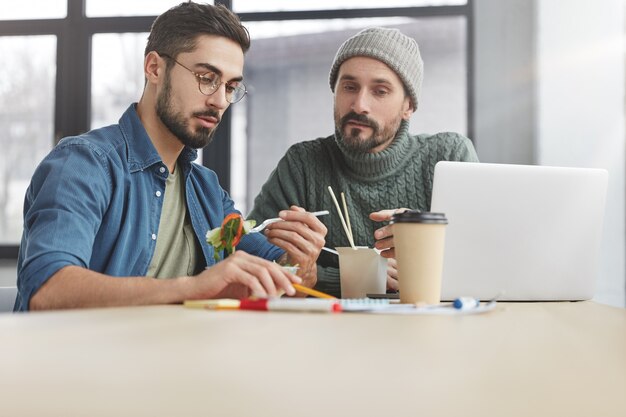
447,133,479,162
457,136,479,162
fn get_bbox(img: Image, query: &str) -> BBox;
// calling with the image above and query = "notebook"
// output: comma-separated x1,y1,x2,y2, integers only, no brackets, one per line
430,161,608,301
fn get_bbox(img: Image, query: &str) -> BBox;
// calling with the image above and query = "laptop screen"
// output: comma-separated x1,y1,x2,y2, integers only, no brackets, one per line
430,161,608,301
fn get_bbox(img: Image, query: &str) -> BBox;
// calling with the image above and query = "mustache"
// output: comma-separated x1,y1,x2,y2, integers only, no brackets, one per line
193,109,221,125
340,111,376,129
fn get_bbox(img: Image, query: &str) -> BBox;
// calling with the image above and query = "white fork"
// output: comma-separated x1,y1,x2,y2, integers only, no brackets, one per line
249,210,329,233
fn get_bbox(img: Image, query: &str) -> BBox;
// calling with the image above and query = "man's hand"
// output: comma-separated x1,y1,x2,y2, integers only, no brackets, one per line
369,208,409,259
29,251,303,310
386,258,399,291
192,250,302,299
263,206,327,290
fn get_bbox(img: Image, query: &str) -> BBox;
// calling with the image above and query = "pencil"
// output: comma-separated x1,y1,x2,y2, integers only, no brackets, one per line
292,283,337,299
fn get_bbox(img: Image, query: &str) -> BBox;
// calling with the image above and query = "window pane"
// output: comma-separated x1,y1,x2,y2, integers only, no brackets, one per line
236,17,467,213
91,33,202,165
0,1,66,20
91,33,147,128
86,0,213,17
234,0,466,13
0,36,56,244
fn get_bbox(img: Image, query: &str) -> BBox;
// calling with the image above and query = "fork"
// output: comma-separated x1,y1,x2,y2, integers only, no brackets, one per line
249,210,329,233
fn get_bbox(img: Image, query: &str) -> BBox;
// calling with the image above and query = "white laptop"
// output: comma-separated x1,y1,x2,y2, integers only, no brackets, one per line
430,161,608,301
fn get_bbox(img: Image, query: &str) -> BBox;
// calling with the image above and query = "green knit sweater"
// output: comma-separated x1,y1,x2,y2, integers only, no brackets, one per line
248,120,479,297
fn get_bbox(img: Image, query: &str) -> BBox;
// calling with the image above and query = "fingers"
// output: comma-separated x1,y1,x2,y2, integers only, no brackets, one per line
267,232,320,282
265,206,327,276
266,225,324,258
387,258,398,279
239,254,301,297
369,207,410,222
369,209,397,223
276,206,328,235
371,208,409,258
373,224,393,244
201,251,302,298
266,207,327,254
386,258,398,290
373,224,395,258
387,276,399,291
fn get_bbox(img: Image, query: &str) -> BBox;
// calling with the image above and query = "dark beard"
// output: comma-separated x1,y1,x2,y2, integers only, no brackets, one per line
336,111,382,153
156,71,220,149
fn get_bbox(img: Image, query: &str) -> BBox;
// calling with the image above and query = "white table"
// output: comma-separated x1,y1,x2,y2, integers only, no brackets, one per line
1,302,625,417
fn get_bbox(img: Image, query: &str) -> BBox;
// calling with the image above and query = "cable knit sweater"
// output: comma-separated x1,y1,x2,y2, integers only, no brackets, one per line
248,120,479,297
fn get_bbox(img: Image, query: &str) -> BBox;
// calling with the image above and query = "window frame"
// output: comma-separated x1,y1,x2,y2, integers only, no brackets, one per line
0,0,473,259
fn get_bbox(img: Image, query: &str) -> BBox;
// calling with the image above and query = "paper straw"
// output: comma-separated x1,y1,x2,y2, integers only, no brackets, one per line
340,192,353,243
327,186,356,248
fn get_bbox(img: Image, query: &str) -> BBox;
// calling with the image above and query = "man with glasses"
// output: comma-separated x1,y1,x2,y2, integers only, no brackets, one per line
15,2,326,311
249,27,479,298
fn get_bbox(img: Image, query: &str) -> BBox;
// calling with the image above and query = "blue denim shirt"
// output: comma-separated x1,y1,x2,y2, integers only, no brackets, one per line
15,104,284,311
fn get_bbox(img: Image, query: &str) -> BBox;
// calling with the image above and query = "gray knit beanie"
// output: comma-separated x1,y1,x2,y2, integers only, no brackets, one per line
329,27,423,111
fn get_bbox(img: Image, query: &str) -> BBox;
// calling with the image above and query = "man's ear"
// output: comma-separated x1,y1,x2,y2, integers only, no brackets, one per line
144,51,164,85
402,97,414,120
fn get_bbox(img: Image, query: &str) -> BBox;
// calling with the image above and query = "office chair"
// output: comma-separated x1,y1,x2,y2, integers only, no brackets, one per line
0,286,17,313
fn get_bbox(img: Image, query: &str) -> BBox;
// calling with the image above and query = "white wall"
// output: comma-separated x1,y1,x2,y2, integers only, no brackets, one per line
474,0,625,307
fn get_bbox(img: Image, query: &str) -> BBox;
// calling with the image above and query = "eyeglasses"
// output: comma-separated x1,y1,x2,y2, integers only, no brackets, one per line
160,53,247,103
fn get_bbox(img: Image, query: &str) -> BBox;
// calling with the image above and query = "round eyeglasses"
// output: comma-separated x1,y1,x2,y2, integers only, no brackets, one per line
160,53,247,103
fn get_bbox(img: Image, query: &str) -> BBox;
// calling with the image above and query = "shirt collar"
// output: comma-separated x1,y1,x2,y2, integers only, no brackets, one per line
119,103,199,173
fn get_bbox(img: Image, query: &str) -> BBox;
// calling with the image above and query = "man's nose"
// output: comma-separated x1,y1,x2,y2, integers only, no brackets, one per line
205,83,229,110
351,90,370,114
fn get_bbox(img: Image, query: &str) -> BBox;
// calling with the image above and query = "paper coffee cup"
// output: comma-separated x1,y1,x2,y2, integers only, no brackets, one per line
391,211,448,304
337,247,387,298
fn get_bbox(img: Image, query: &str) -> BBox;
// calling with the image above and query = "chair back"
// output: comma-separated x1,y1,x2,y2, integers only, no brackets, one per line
0,287,17,313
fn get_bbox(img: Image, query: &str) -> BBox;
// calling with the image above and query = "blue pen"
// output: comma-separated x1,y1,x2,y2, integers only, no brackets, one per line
452,297,480,310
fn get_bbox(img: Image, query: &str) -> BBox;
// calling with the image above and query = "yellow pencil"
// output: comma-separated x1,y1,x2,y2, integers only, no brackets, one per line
293,283,337,299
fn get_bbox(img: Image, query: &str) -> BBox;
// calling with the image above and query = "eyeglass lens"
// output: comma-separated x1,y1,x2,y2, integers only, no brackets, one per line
197,74,246,103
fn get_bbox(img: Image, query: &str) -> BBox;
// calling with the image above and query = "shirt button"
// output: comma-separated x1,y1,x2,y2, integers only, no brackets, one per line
156,190,162,197
151,234,157,240
159,167,166,174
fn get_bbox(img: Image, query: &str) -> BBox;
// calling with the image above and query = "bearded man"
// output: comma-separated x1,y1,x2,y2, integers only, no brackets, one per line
15,2,326,311
249,27,479,298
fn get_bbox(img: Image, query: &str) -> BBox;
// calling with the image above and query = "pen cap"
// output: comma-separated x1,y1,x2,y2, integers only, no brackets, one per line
390,210,448,224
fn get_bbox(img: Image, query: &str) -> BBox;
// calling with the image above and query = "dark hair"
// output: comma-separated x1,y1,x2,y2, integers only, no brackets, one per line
145,1,250,61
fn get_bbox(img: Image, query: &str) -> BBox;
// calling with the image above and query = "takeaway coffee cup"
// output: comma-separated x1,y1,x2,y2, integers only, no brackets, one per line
337,247,387,298
391,211,448,304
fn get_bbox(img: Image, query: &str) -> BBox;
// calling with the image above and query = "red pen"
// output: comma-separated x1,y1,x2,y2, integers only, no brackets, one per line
239,298,342,313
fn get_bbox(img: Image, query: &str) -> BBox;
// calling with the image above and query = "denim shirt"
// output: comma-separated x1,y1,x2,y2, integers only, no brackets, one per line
15,104,283,311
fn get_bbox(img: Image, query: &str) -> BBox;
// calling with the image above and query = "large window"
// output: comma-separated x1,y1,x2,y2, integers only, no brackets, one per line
233,0,468,13
0,1,472,257
91,33,148,128
2,1,66,20
0,36,57,245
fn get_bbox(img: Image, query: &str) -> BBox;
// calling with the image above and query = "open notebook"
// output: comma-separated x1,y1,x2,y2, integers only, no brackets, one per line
430,161,608,301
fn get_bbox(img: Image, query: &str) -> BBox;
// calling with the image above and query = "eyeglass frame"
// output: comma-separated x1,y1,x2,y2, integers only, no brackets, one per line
158,53,247,103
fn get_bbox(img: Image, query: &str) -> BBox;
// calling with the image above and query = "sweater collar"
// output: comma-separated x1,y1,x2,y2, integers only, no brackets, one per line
334,119,412,179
